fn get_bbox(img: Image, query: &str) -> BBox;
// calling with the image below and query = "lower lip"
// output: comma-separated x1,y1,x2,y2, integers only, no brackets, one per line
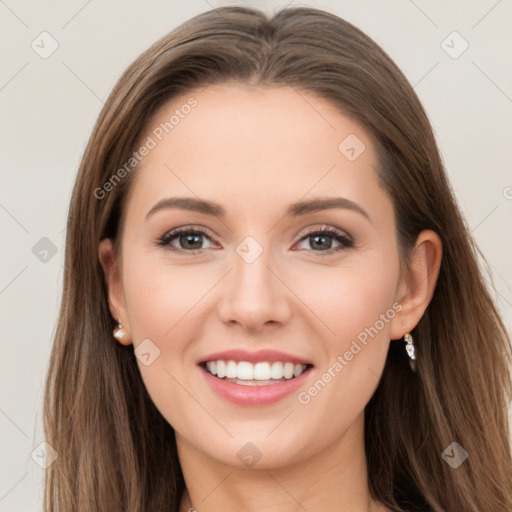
199,365,313,406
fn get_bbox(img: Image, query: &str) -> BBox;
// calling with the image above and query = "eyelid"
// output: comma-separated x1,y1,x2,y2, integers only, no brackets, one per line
296,224,352,240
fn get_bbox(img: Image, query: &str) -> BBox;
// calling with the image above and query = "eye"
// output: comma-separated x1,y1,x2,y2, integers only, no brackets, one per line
155,224,354,256
156,226,217,254
294,226,353,255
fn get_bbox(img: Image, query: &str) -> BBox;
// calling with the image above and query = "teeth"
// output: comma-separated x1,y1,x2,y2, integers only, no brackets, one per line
216,360,226,378
204,360,308,380
226,360,238,378
254,362,271,380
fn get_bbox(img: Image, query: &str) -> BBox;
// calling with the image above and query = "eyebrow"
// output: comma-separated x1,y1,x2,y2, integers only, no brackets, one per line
145,196,371,222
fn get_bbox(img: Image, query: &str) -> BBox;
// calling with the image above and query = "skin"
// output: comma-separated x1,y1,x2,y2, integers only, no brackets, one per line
99,83,442,512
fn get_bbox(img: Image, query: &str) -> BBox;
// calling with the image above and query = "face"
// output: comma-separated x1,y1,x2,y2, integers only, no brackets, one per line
100,83,408,470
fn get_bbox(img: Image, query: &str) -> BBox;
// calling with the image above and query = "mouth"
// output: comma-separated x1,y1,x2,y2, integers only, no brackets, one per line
199,360,314,386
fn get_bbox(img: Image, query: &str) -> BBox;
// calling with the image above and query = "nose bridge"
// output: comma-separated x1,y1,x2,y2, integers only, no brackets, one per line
218,232,290,329
232,234,277,301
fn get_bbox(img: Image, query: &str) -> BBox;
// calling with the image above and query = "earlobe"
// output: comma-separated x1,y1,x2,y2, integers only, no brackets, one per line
98,238,132,345
390,229,443,339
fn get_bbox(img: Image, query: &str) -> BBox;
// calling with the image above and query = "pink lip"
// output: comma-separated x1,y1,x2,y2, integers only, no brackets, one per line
196,349,313,366
199,364,313,406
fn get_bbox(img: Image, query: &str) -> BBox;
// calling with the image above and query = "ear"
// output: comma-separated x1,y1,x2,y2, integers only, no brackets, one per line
98,238,132,345
390,229,443,340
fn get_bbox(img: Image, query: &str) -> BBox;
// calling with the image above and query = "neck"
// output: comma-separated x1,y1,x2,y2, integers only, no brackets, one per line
176,412,388,512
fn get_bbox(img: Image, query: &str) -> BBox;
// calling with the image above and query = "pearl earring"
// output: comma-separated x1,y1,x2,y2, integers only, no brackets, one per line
113,321,126,341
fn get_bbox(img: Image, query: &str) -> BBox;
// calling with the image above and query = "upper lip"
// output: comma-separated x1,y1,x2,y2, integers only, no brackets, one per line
197,349,313,366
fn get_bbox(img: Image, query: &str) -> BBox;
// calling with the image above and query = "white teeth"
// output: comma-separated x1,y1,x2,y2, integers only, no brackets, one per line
204,360,309,380
225,360,237,378
283,362,294,379
216,360,226,378
293,363,304,378
254,362,271,380
237,361,254,380
270,362,284,379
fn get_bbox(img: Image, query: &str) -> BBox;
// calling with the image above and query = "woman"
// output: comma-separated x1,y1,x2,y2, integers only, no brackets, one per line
43,6,512,512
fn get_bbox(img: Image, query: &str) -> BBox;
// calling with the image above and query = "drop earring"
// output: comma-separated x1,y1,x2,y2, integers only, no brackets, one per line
403,322,416,372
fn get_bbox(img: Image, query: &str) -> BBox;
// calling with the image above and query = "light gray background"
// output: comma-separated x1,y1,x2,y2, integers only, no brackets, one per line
1,1,511,510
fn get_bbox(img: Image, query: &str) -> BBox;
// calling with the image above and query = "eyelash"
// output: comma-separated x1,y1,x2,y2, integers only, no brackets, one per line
155,225,354,256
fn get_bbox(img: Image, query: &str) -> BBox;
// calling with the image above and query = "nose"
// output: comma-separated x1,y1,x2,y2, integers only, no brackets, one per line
217,243,292,333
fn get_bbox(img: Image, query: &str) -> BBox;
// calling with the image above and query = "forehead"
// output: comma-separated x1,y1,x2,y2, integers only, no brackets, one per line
123,83,390,224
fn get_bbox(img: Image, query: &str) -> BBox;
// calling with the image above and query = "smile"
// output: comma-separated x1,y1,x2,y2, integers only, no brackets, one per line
203,360,310,384
199,360,314,405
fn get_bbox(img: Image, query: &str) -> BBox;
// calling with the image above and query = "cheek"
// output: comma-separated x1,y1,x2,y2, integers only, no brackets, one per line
122,249,215,342
292,285,397,431
120,253,213,429
291,255,399,348
293,252,399,411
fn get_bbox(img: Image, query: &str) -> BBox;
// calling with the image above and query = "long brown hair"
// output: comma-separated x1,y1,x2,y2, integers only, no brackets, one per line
43,6,512,511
